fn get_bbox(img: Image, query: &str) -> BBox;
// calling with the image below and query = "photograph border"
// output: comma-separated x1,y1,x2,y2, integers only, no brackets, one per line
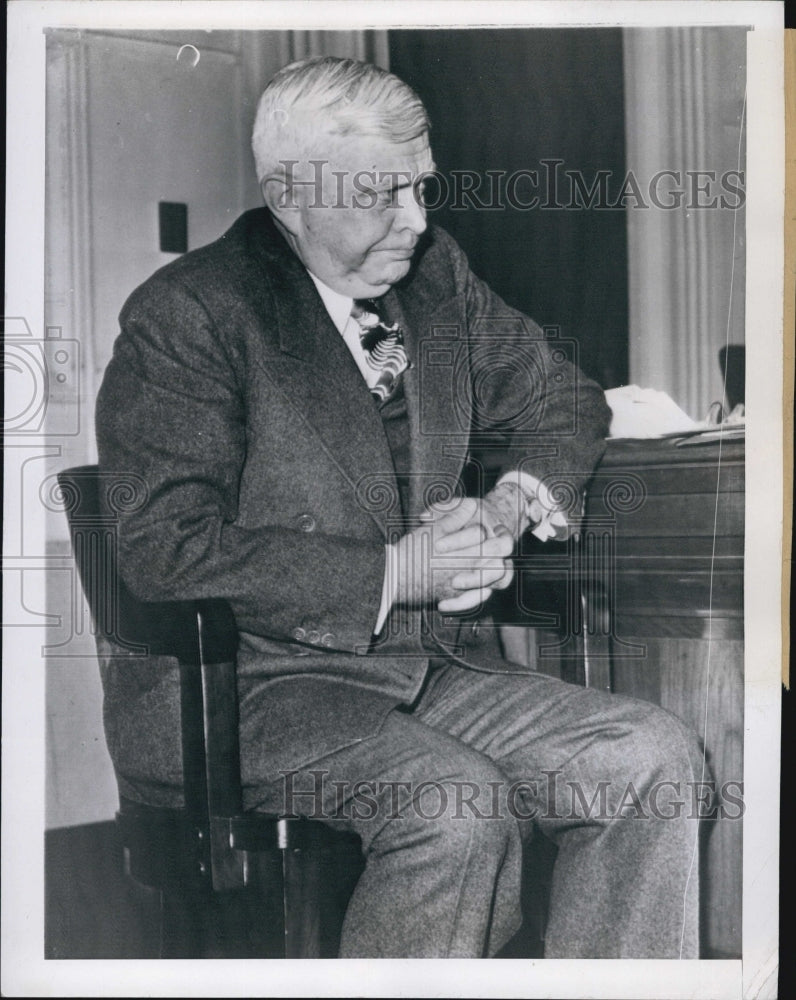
3,2,784,997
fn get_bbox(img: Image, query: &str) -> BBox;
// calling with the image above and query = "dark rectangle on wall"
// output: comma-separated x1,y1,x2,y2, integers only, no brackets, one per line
159,201,188,254
389,28,629,390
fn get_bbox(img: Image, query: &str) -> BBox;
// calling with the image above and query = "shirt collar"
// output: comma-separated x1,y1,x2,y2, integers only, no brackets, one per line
307,271,353,336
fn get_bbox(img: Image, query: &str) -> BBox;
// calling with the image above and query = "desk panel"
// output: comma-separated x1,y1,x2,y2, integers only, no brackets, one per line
583,437,744,958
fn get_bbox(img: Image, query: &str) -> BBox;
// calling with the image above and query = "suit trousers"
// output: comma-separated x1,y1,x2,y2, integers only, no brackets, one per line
260,662,707,958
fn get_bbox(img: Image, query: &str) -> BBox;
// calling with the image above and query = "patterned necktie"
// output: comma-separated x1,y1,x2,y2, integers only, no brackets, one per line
351,299,410,403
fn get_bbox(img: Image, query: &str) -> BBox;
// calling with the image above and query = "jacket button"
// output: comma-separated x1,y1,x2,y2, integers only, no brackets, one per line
297,513,316,532
306,630,321,644
470,622,481,639
292,627,306,641
321,633,335,647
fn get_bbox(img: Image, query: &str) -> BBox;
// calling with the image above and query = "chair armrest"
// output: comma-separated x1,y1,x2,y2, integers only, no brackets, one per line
194,599,238,664
179,598,241,818
176,598,245,891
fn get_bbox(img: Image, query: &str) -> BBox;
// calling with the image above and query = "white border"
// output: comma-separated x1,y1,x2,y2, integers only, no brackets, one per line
3,2,784,998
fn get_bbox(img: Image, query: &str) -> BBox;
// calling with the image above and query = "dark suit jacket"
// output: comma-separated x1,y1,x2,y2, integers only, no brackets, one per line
95,208,611,807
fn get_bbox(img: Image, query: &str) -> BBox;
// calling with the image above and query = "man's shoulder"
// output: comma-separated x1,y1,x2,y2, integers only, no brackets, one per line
120,208,285,315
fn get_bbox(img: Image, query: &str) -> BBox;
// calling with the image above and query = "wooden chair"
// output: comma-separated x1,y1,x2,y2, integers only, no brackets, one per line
57,465,363,958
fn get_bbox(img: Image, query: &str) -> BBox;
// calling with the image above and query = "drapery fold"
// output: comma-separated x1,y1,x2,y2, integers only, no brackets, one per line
624,27,747,421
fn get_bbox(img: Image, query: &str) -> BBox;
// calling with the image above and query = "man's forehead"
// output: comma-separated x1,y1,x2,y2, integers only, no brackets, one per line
325,131,435,177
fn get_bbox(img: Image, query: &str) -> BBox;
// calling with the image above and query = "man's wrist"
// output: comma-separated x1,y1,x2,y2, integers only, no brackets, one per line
484,481,532,539
496,471,576,542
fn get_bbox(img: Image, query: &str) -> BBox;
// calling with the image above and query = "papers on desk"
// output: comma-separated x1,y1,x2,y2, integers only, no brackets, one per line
605,385,745,443
669,424,745,446
606,385,698,438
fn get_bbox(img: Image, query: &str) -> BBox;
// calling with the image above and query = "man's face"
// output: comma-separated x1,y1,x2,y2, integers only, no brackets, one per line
287,131,434,299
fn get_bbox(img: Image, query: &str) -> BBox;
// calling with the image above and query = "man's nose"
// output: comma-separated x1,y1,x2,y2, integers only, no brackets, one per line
395,188,427,236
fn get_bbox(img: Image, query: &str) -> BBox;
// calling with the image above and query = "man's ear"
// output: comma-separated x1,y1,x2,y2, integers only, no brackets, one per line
261,176,301,236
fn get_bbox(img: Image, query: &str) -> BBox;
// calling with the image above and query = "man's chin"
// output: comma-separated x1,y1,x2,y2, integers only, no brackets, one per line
360,262,412,297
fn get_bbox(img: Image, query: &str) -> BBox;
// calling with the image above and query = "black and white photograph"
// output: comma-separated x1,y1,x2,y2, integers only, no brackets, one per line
3,2,784,997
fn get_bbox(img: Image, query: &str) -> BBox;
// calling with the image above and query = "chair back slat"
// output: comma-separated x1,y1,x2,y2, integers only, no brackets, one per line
56,466,201,661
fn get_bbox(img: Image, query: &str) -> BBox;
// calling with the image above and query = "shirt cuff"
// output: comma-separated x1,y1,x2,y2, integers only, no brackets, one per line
496,471,574,541
374,544,397,634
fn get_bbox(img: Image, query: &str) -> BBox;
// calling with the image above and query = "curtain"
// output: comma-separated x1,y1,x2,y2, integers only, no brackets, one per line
282,30,389,68
623,27,747,420
389,28,629,390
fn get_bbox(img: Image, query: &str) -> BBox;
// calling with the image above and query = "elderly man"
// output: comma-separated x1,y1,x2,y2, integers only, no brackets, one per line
96,56,705,958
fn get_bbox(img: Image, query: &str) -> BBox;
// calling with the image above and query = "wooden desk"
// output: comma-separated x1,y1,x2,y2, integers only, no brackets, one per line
498,435,744,958
585,436,743,640
587,437,743,958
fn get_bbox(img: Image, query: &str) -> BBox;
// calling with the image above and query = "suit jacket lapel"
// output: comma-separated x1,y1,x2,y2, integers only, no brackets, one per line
251,220,399,537
386,286,472,522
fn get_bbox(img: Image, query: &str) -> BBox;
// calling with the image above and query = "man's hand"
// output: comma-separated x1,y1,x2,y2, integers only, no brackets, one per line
420,481,532,543
391,497,515,613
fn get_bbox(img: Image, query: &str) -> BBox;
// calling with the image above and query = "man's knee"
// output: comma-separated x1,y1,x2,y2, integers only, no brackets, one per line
596,700,708,821
632,701,705,784
367,755,522,860
549,697,707,824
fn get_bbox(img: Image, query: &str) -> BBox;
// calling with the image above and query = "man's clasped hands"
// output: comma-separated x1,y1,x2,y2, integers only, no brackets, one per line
389,481,530,614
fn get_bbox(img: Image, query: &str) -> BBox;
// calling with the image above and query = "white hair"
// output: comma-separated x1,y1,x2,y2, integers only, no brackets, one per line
251,56,430,184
